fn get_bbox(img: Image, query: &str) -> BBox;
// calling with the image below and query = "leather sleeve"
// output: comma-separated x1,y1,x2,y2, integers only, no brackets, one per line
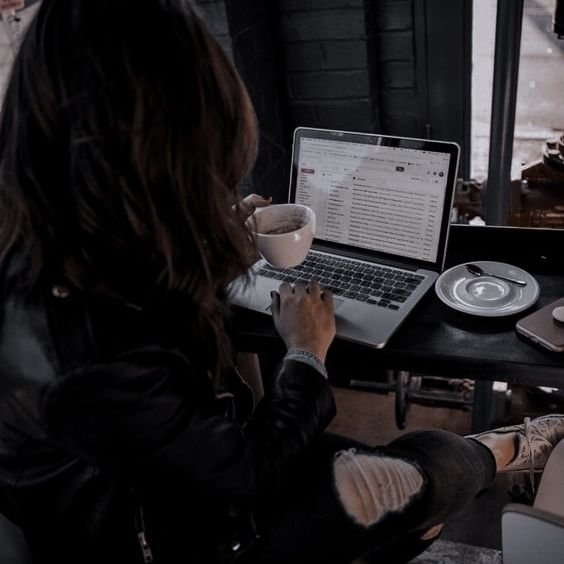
41,348,335,500
245,358,336,489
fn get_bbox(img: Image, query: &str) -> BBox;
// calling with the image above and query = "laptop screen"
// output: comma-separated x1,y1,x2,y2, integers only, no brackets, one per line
289,128,460,272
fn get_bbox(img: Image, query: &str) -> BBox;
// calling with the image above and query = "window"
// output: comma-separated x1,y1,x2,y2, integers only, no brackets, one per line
469,0,564,226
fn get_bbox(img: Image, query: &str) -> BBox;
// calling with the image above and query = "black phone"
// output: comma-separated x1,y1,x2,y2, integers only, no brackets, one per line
515,298,564,352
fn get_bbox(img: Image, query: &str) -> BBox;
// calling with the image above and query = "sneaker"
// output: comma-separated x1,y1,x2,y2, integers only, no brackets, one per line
468,415,564,488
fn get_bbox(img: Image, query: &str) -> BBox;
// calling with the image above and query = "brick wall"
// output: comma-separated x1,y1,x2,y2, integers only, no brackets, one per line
196,0,424,199
278,0,381,133
374,0,419,136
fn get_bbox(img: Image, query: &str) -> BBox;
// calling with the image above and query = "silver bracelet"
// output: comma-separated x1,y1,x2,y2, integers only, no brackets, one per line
284,349,328,379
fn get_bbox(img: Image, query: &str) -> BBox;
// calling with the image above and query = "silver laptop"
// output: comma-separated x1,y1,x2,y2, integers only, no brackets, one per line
229,127,459,348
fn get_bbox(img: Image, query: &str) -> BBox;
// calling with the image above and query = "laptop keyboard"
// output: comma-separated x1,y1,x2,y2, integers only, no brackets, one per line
257,252,425,310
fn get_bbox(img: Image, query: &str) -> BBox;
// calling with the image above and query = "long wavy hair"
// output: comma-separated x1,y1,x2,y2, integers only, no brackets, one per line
0,0,258,374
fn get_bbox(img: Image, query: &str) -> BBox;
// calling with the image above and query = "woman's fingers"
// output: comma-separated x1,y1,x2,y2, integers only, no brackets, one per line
293,282,308,296
276,281,332,303
321,287,334,308
248,193,272,209
307,280,321,298
237,193,272,219
270,290,280,318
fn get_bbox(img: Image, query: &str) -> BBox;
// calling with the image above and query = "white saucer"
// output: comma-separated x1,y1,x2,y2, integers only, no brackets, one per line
435,261,539,317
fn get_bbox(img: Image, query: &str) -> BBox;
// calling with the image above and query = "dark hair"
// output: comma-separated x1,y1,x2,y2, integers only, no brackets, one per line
0,0,258,373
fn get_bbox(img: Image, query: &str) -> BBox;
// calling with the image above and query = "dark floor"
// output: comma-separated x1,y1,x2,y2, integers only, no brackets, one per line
327,383,564,551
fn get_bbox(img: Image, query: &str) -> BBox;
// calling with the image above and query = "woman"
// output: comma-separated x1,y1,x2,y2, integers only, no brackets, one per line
0,1,562,563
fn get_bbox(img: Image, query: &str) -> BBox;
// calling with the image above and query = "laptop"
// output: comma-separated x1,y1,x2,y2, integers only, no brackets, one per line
229,127,459,348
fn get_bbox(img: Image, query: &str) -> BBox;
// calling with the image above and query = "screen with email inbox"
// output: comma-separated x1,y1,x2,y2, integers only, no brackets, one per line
294,136,451,263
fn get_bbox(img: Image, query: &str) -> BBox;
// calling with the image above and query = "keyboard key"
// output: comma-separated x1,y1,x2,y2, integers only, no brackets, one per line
388,304,400,310
394,289,410,297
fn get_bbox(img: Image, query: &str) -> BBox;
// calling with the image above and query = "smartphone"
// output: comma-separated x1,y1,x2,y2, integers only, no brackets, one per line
515,297,564,352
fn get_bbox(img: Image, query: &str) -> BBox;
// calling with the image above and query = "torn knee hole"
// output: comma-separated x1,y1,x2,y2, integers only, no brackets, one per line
333,449,424,527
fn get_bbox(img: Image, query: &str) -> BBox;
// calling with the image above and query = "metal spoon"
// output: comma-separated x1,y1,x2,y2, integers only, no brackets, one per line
465,264,527,287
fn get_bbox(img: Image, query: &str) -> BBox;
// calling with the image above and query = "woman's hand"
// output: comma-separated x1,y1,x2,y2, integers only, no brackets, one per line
271,281,336,362
232,193,272,269
234,193,272,221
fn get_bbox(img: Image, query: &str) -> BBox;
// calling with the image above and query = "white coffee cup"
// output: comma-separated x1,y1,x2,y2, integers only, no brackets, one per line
251,204,316,269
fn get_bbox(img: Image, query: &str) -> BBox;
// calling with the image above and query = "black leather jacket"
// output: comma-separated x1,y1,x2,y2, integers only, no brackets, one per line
0,264,336,563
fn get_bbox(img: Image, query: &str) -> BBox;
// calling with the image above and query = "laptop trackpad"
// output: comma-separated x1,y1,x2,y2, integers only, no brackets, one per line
332,297,345,311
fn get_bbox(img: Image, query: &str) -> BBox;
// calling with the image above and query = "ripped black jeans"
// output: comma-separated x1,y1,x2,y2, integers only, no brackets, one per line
249,430,497,564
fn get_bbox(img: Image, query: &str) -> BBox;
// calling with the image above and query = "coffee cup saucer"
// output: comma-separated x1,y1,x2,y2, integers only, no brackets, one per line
435,261,539,316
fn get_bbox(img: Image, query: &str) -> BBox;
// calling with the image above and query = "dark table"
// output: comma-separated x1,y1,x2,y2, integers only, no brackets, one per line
233,225,564,430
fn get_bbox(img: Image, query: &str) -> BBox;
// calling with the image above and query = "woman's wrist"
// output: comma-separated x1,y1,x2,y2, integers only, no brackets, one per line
284,348,328,379
284,341,328,363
